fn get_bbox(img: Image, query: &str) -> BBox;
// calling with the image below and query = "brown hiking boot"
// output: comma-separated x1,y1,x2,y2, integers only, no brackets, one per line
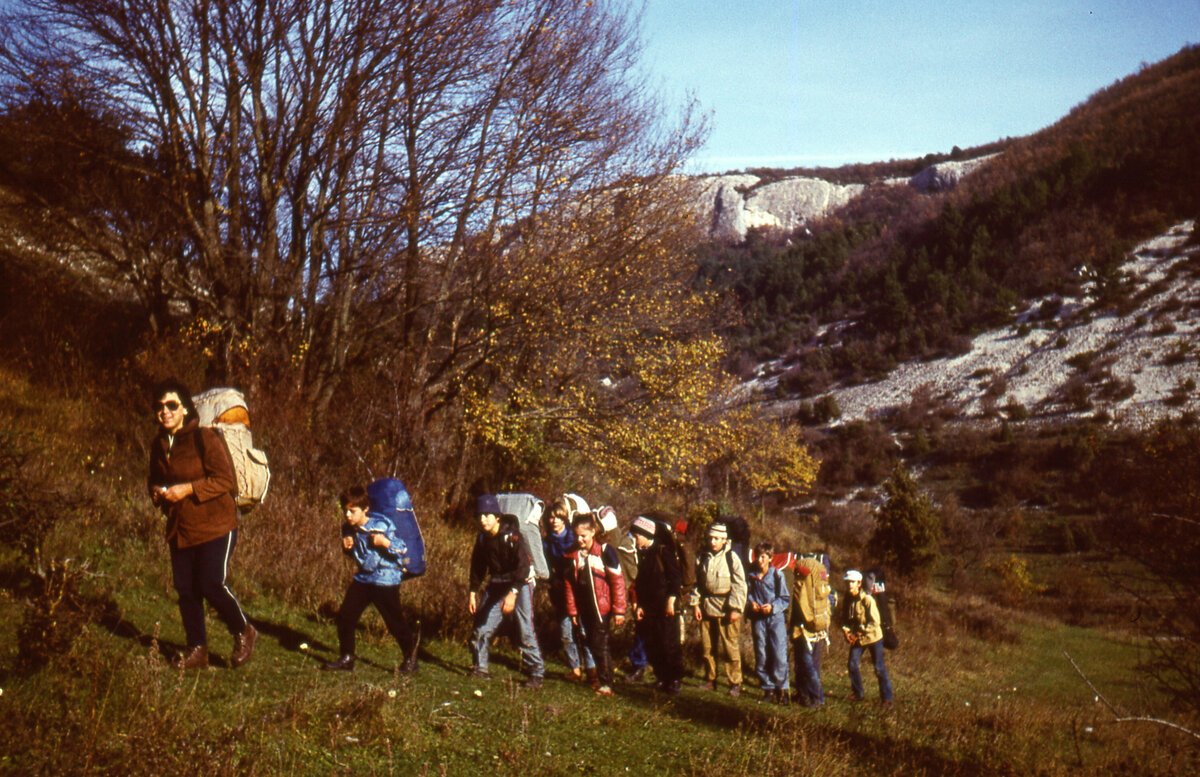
231,623,258,667
175,645,209,670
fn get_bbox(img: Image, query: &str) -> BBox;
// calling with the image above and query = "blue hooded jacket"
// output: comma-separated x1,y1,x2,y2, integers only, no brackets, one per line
350,513,408,586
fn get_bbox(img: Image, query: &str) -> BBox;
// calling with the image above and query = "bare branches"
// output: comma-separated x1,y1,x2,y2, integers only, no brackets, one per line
1063,650,1200,741
1,0,717,488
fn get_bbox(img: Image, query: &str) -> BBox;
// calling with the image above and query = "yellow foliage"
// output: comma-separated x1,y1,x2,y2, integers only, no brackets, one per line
453,176,817,498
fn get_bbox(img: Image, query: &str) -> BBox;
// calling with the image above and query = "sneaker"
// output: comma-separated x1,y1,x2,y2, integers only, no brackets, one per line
565,667,583,682
174,645,208,670
230,623,258,667
522,675,543,690
322,654,356,672
761,688,776,702
623,667,646,683
469,668,490,679
595,685,614,696
728,684,741,698
881,700,893,708
702,680,717,691
845,693,864,702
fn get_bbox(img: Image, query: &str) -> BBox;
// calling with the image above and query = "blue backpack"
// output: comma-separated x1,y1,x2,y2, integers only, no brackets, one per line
367,478,426,578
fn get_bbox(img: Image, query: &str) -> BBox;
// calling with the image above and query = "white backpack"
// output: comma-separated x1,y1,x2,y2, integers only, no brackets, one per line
192,388,271,511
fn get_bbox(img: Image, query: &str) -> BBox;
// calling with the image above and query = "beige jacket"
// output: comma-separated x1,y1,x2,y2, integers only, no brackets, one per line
842,593,883,646
690,548,747,618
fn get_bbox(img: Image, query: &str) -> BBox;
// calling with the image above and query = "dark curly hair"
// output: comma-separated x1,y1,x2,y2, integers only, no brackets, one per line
150,378,199,422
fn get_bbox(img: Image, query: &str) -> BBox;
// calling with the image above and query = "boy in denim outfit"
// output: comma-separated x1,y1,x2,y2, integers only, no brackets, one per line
747,541,790,703
323,485,419,673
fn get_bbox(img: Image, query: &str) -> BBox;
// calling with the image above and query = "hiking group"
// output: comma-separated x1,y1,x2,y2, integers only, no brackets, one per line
147,379,894,707
463,491,895,706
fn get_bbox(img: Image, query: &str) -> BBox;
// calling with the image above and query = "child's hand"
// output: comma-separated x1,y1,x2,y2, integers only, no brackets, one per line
371,533,391,549
342,536,354,551
613,613,625,627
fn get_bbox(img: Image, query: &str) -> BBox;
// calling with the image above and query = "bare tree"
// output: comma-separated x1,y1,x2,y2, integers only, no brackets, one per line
0,0,704,440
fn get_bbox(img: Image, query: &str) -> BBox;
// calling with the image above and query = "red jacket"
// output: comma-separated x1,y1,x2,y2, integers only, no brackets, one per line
564,540,627,619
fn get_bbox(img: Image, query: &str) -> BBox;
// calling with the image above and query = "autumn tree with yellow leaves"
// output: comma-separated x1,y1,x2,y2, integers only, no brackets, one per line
0,0,816,504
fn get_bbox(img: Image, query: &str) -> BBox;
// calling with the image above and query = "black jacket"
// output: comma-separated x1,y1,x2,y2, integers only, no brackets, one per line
634,530,682,616
469,519,532,591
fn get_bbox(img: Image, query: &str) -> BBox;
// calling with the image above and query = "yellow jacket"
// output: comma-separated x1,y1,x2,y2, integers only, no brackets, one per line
842,593,883,646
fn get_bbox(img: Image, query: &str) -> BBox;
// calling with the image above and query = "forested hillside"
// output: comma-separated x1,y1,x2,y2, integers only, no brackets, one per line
703,44,1200,390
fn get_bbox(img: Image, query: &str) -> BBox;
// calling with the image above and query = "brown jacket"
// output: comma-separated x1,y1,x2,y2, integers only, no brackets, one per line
148,419,238,548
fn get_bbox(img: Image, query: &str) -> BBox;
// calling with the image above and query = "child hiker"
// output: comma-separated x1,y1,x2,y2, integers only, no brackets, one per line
323,485,419,673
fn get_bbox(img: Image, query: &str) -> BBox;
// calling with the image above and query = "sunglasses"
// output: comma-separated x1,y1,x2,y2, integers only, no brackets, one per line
155,400,182,412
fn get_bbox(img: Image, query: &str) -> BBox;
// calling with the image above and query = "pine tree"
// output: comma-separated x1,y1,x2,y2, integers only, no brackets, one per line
869,465,942,577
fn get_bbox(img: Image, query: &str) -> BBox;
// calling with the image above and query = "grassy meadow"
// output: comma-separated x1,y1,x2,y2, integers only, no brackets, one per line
0,367,1196,776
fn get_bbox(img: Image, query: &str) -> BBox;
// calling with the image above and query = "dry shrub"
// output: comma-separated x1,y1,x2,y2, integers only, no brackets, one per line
986,555,1044,607
15,563,93,672
1041,562,1110,626
814,420,898,488
817,501,875,550
941,497,1004,577
886,382,959,432
683,716,854,776
237,489,344,610
944,594,1021,644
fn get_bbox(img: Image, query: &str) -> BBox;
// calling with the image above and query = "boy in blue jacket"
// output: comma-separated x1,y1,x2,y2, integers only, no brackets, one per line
323,486,419,673
747,541,790,703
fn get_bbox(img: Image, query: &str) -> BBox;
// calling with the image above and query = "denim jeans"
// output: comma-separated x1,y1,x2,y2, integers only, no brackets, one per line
848,640,893,702
558,612,595,670
628,624,648,670
792,636,824,705
471,582,544,677
750,613,789,691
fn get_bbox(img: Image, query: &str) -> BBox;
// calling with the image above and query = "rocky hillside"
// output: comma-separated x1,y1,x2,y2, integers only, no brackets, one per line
691,156,994,242
752,220,1200,427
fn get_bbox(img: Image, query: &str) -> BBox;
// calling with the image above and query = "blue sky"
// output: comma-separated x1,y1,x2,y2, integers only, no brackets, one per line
640,0,1200,173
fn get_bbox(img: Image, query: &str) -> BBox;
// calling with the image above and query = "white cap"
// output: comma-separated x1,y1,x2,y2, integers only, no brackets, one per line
844,569,863,583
